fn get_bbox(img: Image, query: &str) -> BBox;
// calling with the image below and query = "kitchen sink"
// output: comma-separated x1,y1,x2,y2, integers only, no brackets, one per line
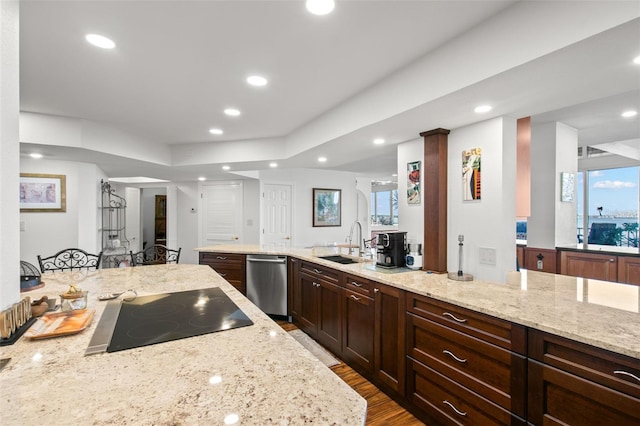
318,255,359,264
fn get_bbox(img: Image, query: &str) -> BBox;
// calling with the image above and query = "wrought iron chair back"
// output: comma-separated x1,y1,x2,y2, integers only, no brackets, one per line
37,248,103,272
130,245,181,266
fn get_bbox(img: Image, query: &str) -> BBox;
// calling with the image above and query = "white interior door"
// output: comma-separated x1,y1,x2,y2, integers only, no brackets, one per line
262,183,292,248
200,182,243,246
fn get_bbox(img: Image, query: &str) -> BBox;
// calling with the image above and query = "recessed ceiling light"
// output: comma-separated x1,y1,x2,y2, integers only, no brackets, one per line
392,174,398,177
85,34,116,49
306,0,335,15
222,165,230,171
318,156,327,163
474,105,492,113
247,75,268,87
269,162,278,168
198,177,206,181
633,55,640,65
209,128,224,135
224,108,241,117
29,153,43,159
373,138,385,145
621,110,638,118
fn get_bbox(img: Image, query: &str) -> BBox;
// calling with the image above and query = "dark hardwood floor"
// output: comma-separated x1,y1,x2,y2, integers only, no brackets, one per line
277,320,425,426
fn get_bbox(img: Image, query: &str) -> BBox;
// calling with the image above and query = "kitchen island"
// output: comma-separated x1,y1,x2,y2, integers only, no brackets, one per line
0,264,367,425
198,244,640,359
197,245,640,425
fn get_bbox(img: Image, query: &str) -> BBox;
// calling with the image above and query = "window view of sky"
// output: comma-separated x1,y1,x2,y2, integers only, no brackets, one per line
577,166,639,218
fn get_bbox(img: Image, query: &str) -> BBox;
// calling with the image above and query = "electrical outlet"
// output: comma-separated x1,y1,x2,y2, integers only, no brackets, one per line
537,260,543,269
479,247,496,265
20,221,25,231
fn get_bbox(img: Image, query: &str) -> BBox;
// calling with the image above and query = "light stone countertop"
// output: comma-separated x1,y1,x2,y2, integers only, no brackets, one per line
196,245,640,359
0,264,367,425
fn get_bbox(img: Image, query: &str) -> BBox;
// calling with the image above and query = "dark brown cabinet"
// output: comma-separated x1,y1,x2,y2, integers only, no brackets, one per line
154,195,167,245
528,330,640,426
288,257,300,318
559,250,618,281
618,255,640,285
199,252,246,294
342,277,375,373
296,261,343,355
406,292,527,425
373,282,405,397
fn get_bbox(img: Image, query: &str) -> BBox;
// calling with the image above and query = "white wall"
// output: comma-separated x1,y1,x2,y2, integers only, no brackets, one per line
258,168,361,248
448,117,517,282
20,158,107,267
398,138,424,244
528,121,578,248
0,0,20,310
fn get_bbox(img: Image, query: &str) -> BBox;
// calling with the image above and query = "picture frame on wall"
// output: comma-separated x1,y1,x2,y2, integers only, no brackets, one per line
407,161,421,204
19,173,66,212
313,188,341,227
462,148,481,201
561,172,575,202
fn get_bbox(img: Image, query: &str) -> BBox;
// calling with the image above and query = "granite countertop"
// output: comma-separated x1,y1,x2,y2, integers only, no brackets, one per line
196,245,640,359
0,264,367,425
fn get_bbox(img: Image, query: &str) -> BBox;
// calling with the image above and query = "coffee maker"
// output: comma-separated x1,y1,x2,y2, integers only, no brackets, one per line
376,231,407,268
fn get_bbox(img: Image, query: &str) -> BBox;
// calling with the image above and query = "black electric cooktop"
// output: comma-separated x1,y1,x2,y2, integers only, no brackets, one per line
106,287,253,353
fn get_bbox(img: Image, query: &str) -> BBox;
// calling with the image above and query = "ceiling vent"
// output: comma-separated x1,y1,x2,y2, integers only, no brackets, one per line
577,146,611,158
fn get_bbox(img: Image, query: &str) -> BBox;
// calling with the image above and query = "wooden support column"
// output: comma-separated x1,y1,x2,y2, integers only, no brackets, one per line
420,128,450,273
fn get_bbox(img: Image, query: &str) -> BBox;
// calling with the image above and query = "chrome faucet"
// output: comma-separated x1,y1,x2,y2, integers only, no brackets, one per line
348,220,363,256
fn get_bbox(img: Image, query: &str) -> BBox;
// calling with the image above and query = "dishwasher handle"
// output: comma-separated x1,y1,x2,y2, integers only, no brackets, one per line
247,258,287,264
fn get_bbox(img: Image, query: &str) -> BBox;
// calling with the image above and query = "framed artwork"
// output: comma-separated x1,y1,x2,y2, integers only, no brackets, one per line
561,172,575,202
313,188,341,227
20,173,66,212
407,161,421,204
462,148,481,201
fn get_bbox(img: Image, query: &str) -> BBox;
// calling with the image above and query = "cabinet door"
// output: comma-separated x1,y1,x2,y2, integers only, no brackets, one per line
528,360,640,426
343,289,374,373
374,282,406,396
288,257,300,318
559,250,617,281
298,272,319,337
317,279,343,356
618,256,640,285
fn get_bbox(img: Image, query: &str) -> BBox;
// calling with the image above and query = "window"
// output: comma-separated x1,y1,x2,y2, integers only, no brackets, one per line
371,183,398,226
576,166,639,247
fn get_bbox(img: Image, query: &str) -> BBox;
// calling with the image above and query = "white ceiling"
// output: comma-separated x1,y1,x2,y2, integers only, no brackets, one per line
18,1,640,182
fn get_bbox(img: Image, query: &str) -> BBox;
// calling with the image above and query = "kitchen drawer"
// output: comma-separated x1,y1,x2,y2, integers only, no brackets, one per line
199,252,245,268
528,360,640,426
407,313,526,416
344,273,372,296
299,260,341,284
212,267,243,282
406,292,526,354
407,357,526,426
529,329,640,398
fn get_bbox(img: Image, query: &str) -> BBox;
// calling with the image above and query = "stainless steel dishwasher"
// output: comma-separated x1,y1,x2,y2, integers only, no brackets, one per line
246,254,288,318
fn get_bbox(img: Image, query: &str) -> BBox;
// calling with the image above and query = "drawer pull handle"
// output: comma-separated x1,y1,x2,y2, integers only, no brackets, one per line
313,282,320,288
374,288,380,293
443,350,467,363
614,370,640,383
313,268,323,274
351,281,363,287
350,294,361,301
443,400,467,417
216,256,227,260
219,273,227,277
443,312,467,323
